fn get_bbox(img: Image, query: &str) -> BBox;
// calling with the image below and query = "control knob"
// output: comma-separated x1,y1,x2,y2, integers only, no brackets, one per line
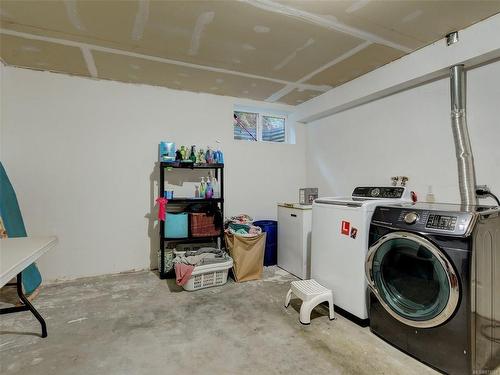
404,212,419,224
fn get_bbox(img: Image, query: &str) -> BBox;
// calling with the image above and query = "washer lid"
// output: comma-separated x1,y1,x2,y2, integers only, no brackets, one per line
314,197,408,208
314,186,410,208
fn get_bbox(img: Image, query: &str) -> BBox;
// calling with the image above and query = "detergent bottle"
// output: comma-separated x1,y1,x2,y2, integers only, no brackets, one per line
212,177,220,198
205,180,213,199
200,177,206,198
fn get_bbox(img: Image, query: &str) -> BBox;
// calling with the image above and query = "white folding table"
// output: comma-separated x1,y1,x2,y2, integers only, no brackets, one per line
0,236,58,338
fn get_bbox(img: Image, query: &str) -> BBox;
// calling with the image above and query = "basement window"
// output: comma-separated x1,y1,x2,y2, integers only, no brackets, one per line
233,110,287,143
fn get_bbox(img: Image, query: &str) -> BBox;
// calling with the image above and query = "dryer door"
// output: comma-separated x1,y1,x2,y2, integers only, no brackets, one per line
365,231,460,328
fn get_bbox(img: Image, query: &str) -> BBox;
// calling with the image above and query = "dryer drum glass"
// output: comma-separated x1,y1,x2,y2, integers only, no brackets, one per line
372,238,451,321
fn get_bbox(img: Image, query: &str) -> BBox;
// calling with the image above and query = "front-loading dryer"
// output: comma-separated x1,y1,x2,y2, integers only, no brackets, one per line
365,202,500,375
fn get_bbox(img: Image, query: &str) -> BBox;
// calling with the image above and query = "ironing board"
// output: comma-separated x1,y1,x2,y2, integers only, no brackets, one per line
0,162,42,294
0,236,57,337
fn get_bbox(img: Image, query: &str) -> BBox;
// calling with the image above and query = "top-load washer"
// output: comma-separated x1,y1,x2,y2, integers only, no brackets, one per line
311,186,410,323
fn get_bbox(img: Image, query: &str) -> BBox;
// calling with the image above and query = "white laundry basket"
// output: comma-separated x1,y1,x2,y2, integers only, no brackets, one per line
182,258,233,291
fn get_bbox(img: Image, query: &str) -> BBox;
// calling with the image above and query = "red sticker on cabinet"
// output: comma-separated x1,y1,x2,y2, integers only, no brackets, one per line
341,220,350,235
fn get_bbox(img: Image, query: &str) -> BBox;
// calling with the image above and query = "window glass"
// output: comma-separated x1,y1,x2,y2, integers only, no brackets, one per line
262,115,286,142
234,111,257,141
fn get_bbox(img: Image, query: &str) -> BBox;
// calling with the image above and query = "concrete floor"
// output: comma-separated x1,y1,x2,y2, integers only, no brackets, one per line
1,267,438,375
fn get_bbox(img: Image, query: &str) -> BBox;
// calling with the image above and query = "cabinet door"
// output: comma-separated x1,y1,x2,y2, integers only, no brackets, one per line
278,207,303,278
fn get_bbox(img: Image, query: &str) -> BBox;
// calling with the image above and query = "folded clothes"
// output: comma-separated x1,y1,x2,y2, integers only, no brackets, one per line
226,214,253,225
226,223,262,237
228,223,250,232
173,247,229,267
184,253,217,266
200,257,230,265
248,226,261,235
224,214,264,237
184,247,224,257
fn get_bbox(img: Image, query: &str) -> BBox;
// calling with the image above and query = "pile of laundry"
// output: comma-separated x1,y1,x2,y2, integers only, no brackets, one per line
173,247,230,286
225,214,262,237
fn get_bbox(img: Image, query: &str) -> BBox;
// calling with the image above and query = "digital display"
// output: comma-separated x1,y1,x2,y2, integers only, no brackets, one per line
426,214,457,230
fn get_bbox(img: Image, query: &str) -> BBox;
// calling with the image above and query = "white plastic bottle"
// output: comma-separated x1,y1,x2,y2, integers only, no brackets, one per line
426,185,436,203
212,177,220,198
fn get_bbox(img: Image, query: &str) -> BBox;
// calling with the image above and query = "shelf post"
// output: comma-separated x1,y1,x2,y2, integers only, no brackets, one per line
159,163,165,278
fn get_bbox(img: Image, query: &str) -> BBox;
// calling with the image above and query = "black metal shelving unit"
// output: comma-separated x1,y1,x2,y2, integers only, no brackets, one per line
159,162,224,279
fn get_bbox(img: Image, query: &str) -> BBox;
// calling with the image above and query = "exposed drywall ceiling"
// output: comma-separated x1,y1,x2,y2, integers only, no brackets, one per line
306,43,405,86
279,89,322,106
0,34,89,76
276,0,500,47
1,0,499,105
93,50,285,100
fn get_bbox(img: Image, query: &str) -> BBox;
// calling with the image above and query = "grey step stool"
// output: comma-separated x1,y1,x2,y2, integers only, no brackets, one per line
285,279,335,325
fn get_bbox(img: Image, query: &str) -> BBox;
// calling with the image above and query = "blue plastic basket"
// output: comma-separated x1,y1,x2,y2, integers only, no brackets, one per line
165,212,188,238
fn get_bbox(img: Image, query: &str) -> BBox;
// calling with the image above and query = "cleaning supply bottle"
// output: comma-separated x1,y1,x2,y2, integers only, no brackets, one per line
194,185,200,198
190,145,197,163
426,185,436,203
212,177,220,198
205,146,214,164
205,180,213,199
200,177,206,198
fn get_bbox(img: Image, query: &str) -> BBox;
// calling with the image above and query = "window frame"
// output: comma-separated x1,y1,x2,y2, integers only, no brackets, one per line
233,109,287,143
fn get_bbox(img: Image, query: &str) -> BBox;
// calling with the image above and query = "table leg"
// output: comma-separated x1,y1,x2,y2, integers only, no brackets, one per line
0,273,47,338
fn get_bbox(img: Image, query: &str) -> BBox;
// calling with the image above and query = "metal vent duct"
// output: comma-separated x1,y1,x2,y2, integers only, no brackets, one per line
450,64,478,206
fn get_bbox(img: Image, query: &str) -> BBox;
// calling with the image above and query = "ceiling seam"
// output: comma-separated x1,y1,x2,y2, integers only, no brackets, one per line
294,41,372,84
273,37,315,71
345,0,370,14
265,41,372,103
131,0,150,41
265,86,295,103
240,0,413,53
188,11,215,56
80,46,98,77
63,0,85,32
0,28,331,92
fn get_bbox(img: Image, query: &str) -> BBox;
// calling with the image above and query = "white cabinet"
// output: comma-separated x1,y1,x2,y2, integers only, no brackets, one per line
277,204,312,279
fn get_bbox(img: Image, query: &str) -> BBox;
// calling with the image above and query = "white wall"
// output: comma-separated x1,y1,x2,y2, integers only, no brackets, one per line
3,60,499,282
306,61,500,203
0,66,306,280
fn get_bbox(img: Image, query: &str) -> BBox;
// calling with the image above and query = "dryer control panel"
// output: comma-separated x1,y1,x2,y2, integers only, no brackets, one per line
352,186,405,199
371,203,476,237
426,214,457,231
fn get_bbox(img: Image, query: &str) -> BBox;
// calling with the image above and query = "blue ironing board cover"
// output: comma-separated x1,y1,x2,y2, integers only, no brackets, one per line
0,162,42,294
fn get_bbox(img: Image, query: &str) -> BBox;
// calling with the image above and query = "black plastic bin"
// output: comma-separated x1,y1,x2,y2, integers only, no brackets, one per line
253,220,277,266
